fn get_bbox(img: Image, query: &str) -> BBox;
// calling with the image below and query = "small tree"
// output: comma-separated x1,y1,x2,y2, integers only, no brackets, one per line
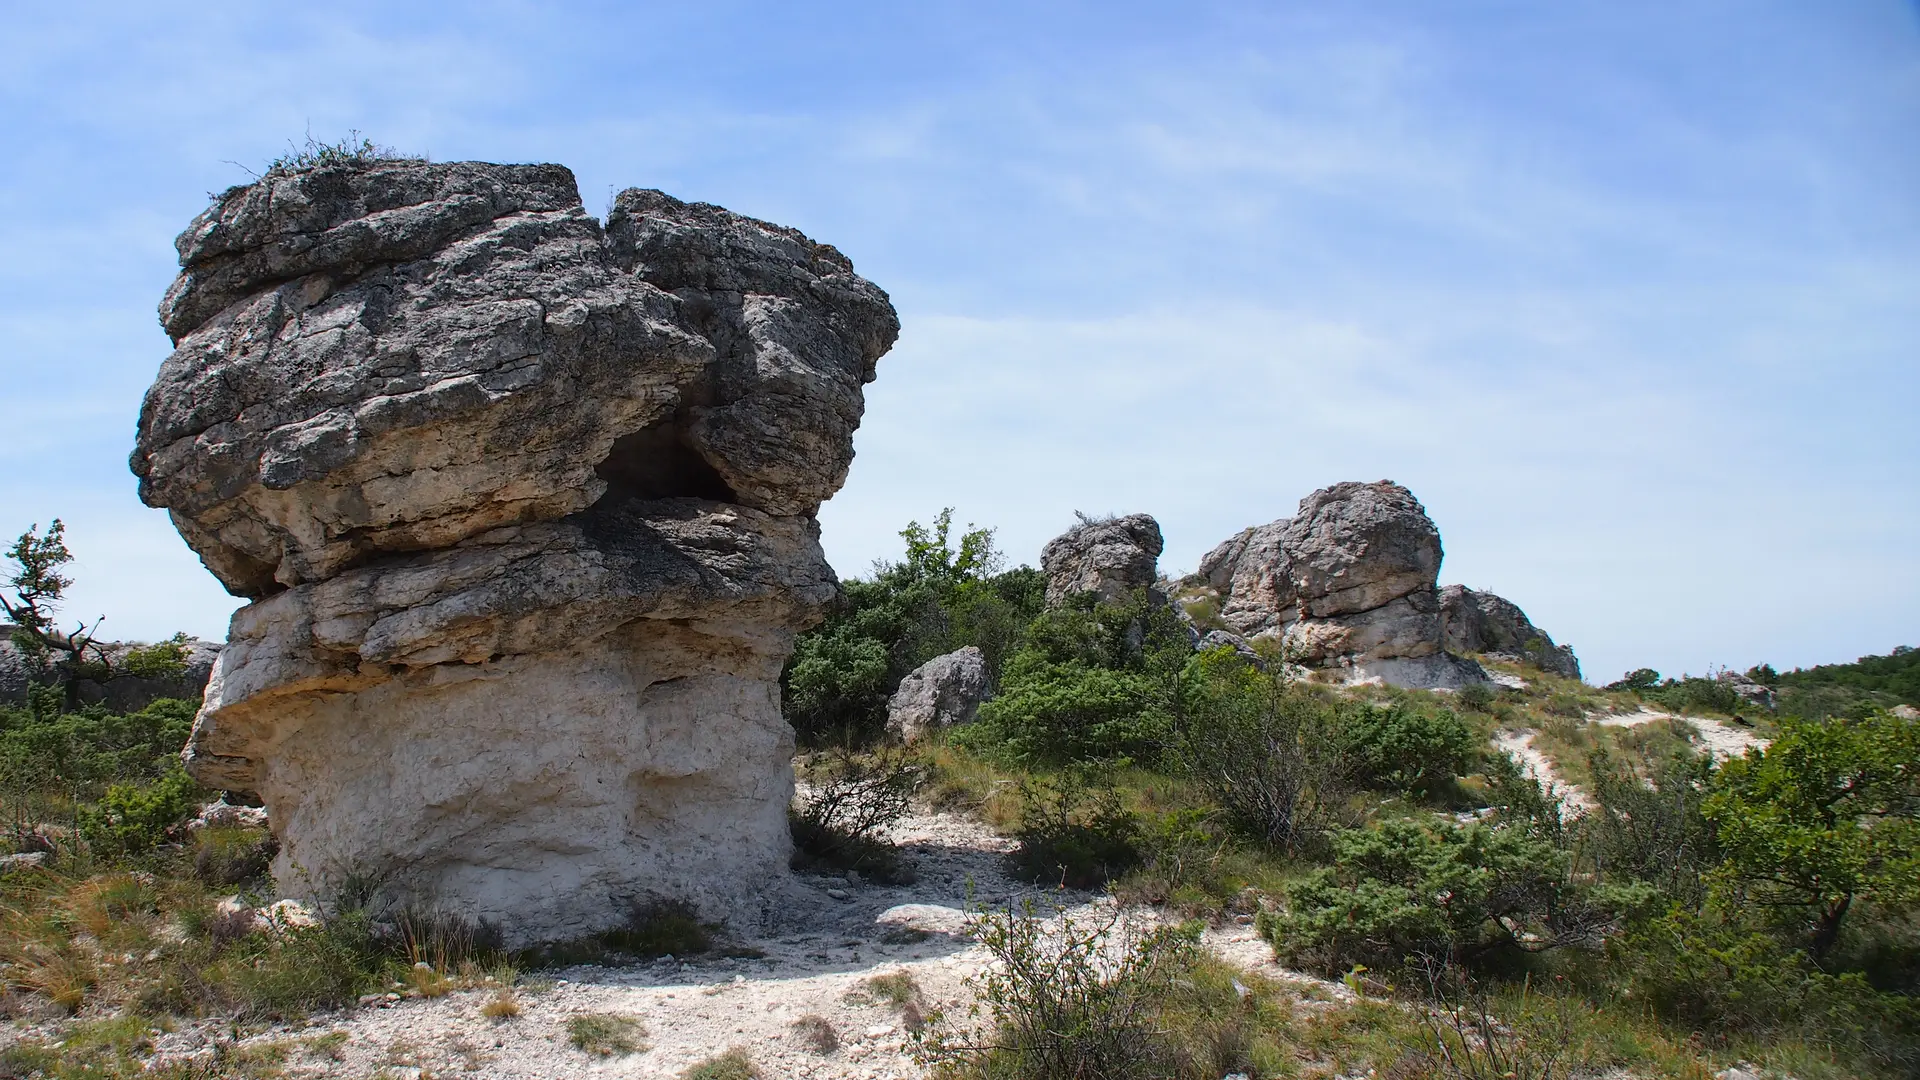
1703,711,1920,957
2,520,110,681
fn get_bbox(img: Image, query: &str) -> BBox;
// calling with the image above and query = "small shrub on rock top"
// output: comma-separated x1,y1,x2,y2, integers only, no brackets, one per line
1005,774,1141,888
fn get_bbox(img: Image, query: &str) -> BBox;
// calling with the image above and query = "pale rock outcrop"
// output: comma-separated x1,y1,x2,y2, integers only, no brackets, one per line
1438,586,1581,680
131,159,897,943
1041,514,1164,606
1715,669,1776,711
1196,481,1487,689
885,646,989,743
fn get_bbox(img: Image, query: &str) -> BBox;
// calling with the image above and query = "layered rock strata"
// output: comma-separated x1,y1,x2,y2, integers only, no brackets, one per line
1041,514,1164,606
1198,481,1487,689
131,160,897,942
1438,585,1581,680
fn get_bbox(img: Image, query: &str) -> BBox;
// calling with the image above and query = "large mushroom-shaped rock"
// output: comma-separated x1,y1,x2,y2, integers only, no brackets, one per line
1041,514,1164,606
1438,586,1581,680
131,159,897,943
885,646,990,743
1198,481,1486,689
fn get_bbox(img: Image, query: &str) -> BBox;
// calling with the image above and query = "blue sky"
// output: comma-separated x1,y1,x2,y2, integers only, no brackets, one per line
1,1,1915,683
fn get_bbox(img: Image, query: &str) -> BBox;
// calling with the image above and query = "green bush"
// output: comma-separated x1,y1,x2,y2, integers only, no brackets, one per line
1172,651,1347,850
781,511,1043,745
1334,700,1475,794
1265,817,1629,976
77,769,200,855
1612,906,1920,1074
119,633,191,680
0,697,196,796
1580,746,1718,903
966,589,1190,768
1006,775,1141,888
789,746,926,880
1703,711,1920,957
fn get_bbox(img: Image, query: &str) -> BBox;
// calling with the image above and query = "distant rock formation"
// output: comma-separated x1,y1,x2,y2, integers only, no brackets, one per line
0,627,221,712
132,159,897,943
886,646,989,743
1041,514,1164,606
1437,586,1580,680
1195,481,1487,689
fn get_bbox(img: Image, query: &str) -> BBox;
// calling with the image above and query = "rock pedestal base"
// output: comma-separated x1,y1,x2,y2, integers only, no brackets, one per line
252,625,793,945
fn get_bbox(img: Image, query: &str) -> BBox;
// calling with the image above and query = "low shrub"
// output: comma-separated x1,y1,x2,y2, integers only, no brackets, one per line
191,826,277,886
1173,652,1348,851
566,1012,647,1057
791,1013,839,1054
682,1047,760,1079
600,897,712,958
1005,775,1140,888
790,745,926,880
1334,700,1476,795
77,769,200,855
922,903,1282,1080
1265,817,1631,976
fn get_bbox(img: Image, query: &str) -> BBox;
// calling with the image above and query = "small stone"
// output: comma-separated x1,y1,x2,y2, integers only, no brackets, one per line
825,888,850,901
0,851,49,873
864,1024,895,1038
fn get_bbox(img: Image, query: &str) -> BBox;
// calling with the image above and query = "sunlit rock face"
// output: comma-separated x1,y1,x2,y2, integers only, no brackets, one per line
1202,481,1489,690
132,160,897,943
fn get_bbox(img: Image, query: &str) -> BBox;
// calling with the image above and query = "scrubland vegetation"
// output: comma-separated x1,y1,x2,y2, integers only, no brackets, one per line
2,513,1915,1079
788,512,1920,1080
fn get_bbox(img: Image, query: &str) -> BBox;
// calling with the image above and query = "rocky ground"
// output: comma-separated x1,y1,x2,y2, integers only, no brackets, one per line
128,807,1331,1079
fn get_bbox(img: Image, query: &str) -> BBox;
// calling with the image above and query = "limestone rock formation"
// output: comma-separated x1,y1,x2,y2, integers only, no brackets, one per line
131,159,897,943
1196,481,1487,689
1438,586,1581,680
1714,668,1775,711
1041,514,1164,606
885,646,989,743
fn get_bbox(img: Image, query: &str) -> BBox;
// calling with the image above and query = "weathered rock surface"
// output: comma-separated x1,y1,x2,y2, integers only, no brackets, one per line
1714,669,1776,711
1194,481,1488,689
1438,586,1581,680
132,159,897,943
0,627,221,711
886,646,989,743
1041,514,1164,606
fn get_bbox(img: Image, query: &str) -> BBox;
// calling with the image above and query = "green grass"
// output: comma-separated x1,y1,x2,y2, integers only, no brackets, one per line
680,1047,759,1079
565,1012,646,1057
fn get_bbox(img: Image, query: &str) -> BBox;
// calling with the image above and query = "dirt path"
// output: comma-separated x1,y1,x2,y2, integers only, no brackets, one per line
138,806,1334,1079
1492,729,1596,814
1590,707,1769,760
